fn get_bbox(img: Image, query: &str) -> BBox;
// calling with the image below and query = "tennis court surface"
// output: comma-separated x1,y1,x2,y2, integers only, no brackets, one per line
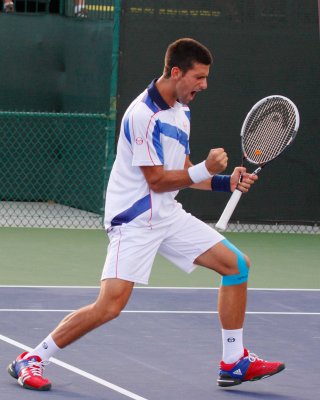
1,286,319,400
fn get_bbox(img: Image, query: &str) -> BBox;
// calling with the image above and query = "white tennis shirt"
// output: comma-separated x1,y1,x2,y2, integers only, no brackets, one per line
104,79,191,229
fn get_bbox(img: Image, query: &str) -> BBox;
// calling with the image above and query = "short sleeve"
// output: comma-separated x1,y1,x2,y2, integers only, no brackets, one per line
130,107,164,166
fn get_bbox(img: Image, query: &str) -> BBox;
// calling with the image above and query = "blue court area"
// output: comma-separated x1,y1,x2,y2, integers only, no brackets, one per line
0,287,319,400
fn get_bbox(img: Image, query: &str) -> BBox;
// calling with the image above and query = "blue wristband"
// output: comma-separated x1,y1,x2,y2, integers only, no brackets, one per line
211,175,232,192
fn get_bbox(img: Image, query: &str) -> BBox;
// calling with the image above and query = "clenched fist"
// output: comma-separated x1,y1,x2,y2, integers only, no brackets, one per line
205,148,228,175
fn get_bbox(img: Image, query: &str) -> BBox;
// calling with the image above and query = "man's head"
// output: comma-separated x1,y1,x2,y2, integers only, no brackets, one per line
163,38,213,79
162,38,213,105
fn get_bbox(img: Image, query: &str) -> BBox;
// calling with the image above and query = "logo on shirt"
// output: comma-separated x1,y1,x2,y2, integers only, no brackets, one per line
135,137,144,145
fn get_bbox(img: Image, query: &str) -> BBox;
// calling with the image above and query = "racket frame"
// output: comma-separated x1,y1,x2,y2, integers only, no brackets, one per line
240,95,300,166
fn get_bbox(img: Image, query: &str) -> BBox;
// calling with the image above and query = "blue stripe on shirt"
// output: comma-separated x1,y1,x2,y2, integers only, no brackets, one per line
110,194,151,226
151,122,190,162
124,115,131,144
151,124,164,163
143,94,160,113
160,122,190,154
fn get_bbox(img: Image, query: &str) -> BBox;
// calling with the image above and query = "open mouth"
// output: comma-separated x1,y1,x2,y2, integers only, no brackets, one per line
190,91,197,99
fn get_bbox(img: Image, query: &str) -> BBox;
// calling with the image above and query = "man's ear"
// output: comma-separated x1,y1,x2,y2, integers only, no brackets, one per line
171,66,182,80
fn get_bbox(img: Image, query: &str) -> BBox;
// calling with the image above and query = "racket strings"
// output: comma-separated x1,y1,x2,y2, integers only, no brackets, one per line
243,98,297,164
245,104,295,161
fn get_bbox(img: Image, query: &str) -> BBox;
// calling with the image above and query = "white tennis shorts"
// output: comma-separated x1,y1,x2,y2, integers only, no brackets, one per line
101,208,225,285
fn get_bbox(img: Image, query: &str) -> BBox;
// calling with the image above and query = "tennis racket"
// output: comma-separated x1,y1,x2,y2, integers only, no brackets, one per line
215,95,300,231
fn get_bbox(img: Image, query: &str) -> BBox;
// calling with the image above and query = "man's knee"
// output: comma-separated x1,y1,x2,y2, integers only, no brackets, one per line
93,303,122,325
95,279,133,324
221,239,250,286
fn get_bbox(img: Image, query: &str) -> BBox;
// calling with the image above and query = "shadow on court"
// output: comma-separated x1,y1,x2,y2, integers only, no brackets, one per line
0,287,319,400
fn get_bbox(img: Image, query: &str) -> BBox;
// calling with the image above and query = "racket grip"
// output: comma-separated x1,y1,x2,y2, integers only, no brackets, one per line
215,189,243,231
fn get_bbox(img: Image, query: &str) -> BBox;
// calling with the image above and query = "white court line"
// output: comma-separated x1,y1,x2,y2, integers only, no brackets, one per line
0,334,148,400
0,309,319,315
0,285,319,291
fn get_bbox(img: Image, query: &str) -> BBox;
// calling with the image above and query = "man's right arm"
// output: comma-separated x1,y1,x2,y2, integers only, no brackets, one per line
140,149,228,193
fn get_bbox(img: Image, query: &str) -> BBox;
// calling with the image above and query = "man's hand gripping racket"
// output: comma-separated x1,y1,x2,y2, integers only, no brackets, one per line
216,95,300,231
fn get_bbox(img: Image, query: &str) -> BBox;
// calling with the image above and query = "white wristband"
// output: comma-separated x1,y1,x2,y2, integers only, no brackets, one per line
188,160,214,183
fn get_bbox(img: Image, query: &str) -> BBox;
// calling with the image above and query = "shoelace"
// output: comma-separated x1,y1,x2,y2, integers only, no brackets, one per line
248,352,264,363
26,360,50,377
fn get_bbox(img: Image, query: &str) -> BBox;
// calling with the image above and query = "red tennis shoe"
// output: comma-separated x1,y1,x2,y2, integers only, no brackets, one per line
8,352,51,391
217,348,285,387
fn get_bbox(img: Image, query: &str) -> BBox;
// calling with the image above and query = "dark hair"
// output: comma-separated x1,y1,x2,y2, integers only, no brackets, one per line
163,38,213,78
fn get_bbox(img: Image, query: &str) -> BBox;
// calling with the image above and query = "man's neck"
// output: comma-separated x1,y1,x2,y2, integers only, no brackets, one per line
155,76,177,108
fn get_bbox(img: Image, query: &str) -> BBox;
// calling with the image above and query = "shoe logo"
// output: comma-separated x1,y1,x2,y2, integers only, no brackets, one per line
227,337,235,342
233,369,243,376
42,342,48,349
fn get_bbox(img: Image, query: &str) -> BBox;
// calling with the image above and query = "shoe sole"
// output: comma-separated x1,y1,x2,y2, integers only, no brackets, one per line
7,363,18,379
7,362,52,391
217,363,285,387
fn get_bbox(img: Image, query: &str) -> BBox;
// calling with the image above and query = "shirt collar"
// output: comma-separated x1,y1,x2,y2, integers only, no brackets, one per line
147,79,171,110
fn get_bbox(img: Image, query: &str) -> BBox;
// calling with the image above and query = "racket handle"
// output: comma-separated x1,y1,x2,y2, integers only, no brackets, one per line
215,189,243,231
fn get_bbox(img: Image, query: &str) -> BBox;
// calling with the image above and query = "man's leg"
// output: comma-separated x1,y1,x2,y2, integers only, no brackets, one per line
194,239,285,387
52,278,134,348
8,278,134,390
195,240,248,324
195,240,247,358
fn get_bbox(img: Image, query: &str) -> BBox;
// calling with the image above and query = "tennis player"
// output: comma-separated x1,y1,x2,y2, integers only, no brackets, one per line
8,38,285,391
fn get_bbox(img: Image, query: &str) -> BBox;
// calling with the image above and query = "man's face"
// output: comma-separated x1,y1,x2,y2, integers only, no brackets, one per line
174,62,210,104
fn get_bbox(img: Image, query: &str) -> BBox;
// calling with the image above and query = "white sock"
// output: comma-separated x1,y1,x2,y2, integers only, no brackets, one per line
24,334,60,362
222,328,244,364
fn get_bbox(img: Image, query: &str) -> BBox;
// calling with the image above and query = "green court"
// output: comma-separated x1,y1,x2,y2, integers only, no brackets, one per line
1,227,318,288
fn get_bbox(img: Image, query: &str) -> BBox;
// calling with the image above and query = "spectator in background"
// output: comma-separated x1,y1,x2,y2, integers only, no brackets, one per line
2,0,87,16
3,0,14,12
74,0,87,18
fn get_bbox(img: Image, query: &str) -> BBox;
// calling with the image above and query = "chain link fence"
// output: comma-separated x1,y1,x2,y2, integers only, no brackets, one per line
207,223,319,235
0,112,114,228
0,0,120,229
0,111,318,233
